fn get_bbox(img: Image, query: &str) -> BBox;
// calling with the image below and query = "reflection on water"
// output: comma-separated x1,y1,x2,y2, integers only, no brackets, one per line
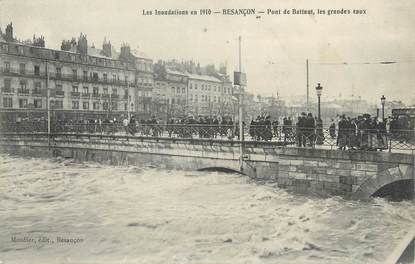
0,154,414,264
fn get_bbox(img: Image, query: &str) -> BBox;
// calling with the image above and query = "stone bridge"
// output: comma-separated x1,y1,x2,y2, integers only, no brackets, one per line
0,133,413,200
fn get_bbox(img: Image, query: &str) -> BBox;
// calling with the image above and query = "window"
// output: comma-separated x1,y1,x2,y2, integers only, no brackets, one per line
72,86,78,92
103,73,108,82
92,72,98,82
53,100,63,109
18,46,24,55
3,79,11,92
111,101,117,110
19,98,28,108
3,97,12,108
34,99,42,108
93,87,99,96
195,94,198,102
189,83,192,89
182,87,185,93
1,44,8,53
34,65,40,76
177,87,180,94
83,102,89,110
103,87,108,94
83,86,88,94
93,102,100,110
34,82,41,94
171,87,175,93
56,84,62,91
172,98,175,104
19,63,26,74
4,62,10,72
124,103,128,111
112,74,116,83
103,102,109,110
56,67,62,78
72,101,79,109
19,80,27,93
195,84,198,90
83,71,88,81
112,88,117,95
72,69,77,80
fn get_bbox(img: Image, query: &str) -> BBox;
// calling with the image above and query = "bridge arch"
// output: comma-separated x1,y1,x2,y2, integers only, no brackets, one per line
353,165,414,200
197,167,244,175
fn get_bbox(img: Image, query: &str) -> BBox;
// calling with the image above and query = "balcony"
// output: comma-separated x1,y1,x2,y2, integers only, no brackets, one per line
55,90,65,97
81,93,91,98
1,87,14,94
92,93,100,98
101,94,109,99
32,89,42,97
111,94,119,99
17,89,30,95
71,91,80,97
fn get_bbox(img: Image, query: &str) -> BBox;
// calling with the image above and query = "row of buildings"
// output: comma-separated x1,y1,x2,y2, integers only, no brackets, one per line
0,23,237,123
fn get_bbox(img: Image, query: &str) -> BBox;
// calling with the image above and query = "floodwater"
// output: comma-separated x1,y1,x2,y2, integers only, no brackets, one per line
0,154,414,264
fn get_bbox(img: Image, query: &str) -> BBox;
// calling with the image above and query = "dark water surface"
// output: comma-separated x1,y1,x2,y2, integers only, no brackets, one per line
0,154,414,264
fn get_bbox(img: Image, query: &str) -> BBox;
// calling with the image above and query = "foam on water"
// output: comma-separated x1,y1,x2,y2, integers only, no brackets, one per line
0,154,414,264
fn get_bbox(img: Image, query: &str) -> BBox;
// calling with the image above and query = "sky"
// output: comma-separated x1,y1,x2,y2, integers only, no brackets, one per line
1,0,414,105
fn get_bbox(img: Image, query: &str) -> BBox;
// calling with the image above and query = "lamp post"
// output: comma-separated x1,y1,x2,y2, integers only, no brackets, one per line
315,83,324,145
381,95,386,121
315,83,323,120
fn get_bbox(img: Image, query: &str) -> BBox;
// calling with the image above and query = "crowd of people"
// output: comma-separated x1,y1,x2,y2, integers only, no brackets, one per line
329,113,414,151
1,112,413,151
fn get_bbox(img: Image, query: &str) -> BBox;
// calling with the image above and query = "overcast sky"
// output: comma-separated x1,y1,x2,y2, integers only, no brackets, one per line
1,0,414,105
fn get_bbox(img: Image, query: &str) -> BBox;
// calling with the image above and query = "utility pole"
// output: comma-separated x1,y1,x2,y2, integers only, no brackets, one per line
306,59,309,112
46,61,51,145
238,36,244,172
127,82,130,119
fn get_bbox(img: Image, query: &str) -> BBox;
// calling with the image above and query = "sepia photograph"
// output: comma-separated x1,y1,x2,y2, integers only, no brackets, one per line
0,0,414,263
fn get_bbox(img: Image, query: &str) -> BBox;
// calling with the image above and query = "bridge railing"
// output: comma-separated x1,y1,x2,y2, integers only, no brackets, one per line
0,121,414,152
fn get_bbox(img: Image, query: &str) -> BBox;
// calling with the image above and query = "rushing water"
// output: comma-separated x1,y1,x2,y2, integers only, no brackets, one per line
0,154,414,264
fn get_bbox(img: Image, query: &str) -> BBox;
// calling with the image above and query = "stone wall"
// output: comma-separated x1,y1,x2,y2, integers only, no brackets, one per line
0,135,413,200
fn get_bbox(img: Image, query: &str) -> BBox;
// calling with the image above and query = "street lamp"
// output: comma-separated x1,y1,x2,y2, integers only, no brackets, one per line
315,83,323,120
315,83,324,145
381,95,386,121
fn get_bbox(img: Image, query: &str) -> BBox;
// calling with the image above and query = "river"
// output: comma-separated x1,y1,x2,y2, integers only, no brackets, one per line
0,154,414,264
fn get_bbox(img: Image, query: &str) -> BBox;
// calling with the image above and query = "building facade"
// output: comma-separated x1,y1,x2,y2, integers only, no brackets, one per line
153,60,235,118
0,23,153,123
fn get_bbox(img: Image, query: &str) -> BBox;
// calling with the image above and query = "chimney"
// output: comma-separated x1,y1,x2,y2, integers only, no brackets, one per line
120,43,131,61
102,38,112,57
77,33,88,55
5,22,13,42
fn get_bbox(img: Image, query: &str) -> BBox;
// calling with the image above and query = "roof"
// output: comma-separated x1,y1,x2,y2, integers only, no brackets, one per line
166,69,187,76
131,49,151,60
186,72,221,83
87,46,119,60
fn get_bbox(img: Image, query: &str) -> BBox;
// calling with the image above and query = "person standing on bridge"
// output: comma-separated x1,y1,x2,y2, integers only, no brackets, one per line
122,116,129,135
